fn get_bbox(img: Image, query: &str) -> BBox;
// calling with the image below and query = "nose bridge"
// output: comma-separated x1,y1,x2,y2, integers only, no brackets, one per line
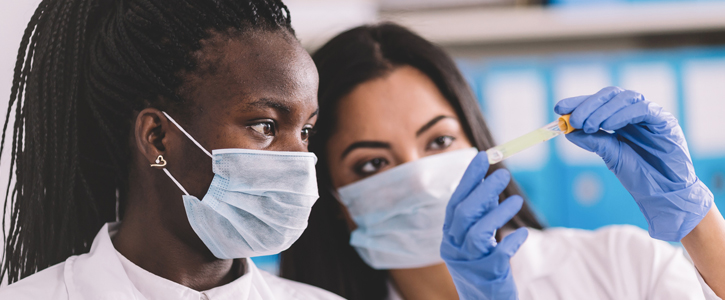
396,147,420,166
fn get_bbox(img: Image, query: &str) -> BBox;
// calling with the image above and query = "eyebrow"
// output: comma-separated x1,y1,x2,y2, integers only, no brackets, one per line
416,115,455,136
341,141,391,159
246,98,292,113
309,109,319,120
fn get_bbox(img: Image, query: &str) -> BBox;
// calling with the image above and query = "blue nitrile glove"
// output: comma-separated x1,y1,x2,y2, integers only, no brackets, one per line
555,86,714,242
441,151,529,300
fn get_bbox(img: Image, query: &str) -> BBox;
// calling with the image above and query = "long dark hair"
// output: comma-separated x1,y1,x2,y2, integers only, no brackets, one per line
1,0,294,284
280,23,544,300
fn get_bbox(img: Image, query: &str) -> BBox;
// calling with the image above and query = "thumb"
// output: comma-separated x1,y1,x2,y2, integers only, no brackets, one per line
495,227,529,259
565,131,620,169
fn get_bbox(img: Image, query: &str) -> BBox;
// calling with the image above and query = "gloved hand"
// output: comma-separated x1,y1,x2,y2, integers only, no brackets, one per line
555,86,714,242
441,151,528,300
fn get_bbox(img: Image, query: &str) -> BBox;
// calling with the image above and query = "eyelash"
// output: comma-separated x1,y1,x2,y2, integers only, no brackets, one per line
249,121,317,144
354,157,389,177
427,135,456,151
352,135,456,177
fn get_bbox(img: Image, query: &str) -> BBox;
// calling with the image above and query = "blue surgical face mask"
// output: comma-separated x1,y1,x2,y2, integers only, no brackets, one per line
337,147,478,269
161,112,319,259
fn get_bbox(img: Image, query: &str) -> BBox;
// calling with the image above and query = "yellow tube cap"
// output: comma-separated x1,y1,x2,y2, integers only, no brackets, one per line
558,114,576,134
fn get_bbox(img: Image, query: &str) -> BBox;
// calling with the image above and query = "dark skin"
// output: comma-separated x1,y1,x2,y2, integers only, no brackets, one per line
112,29,319,291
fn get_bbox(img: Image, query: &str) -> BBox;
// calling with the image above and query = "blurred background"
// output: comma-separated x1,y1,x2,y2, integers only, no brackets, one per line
2,0,725,274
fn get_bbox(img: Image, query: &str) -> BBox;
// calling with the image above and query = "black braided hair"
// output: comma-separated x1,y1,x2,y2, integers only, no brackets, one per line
1,0,294,284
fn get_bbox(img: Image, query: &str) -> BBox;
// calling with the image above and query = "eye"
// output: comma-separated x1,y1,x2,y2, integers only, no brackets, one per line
355,158,389,176
250,122,275,137
427,135,455,151
301,125,315,143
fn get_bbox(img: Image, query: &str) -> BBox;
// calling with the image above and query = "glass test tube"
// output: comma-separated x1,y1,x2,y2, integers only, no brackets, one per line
486,115,574,165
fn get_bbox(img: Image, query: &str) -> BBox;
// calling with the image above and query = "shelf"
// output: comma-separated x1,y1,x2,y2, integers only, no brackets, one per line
380,2,725,46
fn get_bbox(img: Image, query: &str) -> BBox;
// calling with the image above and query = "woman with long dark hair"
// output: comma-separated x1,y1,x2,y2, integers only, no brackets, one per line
0,1,341,299
281,23,724,300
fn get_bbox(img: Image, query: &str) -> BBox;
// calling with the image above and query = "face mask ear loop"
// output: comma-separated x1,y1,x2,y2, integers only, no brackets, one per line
161,111,213,158
163,168,190,196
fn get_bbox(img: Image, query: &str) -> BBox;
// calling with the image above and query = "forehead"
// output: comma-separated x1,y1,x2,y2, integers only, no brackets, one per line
333,66,456,139
179,29,319,116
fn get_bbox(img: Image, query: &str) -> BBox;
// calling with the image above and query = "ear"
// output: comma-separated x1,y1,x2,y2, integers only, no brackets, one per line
134,108,169,165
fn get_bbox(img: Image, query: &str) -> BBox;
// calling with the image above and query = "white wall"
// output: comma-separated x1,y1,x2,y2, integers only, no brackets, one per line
0,0,43,283
0,1,42,187
287,0,378,50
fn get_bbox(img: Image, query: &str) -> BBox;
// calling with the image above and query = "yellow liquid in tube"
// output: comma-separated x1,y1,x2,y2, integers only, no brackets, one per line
486,118,571,165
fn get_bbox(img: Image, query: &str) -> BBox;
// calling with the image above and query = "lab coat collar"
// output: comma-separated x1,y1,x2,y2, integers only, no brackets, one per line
65,222,141,299
64,222,263,300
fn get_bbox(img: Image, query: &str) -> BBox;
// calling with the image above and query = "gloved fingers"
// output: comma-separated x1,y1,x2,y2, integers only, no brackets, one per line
460,195,523,258
554,95,589,115
493,227,529,260
479,227,529,278
582,90,645,134
440,238,462,261
444,151,490,231
448,169,511,246
601,101,672,132
568,86,625,130
565,131,620,168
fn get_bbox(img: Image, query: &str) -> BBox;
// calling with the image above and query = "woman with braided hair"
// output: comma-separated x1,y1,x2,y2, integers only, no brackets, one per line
0,0,342,299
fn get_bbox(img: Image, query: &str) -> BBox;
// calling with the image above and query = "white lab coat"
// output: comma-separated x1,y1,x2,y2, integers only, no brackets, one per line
385,225,720,300
0,222,344,300
510,225,719,300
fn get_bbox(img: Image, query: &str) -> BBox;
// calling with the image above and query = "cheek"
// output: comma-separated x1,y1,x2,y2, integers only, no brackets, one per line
201,120,267,150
